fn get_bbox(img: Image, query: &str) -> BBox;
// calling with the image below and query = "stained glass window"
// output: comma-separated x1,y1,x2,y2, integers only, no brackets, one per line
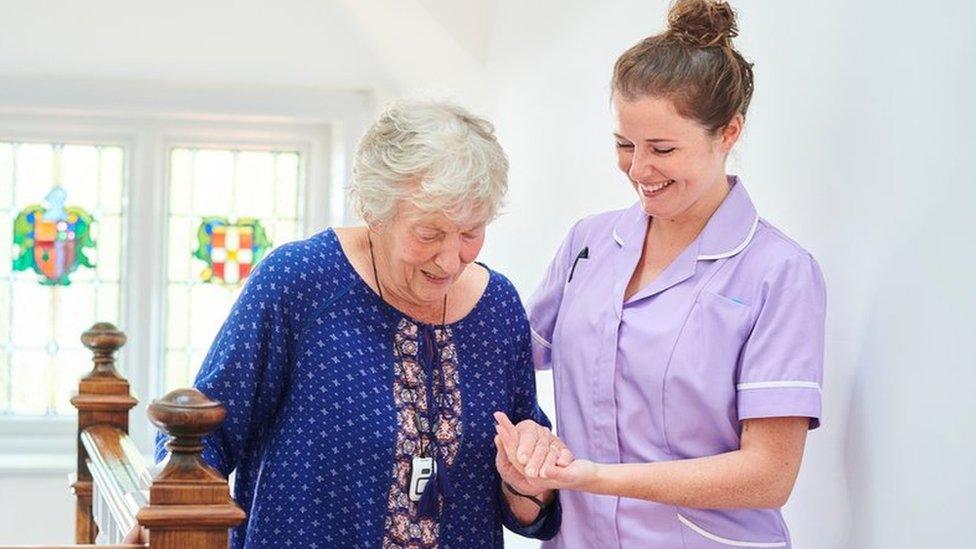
0,142,125,416
164,147,302,392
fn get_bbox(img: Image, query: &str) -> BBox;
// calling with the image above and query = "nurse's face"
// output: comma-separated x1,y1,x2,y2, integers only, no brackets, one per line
373,198,487,307
612,93,742,221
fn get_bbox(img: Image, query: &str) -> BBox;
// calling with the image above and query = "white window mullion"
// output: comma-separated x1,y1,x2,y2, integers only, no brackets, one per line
121,126,166,455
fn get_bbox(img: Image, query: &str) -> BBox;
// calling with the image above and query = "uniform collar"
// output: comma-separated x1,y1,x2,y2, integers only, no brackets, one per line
611,175,759,261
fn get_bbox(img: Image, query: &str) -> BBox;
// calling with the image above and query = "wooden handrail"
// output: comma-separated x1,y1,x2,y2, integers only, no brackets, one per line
81,426,152,543
63,322,244,548
1,322,247,548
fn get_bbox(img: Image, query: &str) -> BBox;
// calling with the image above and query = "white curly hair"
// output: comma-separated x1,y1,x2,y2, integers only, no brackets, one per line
349,100,509,226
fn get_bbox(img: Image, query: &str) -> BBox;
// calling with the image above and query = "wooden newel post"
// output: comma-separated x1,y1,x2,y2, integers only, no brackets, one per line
70,322,136,544
137,388,246,548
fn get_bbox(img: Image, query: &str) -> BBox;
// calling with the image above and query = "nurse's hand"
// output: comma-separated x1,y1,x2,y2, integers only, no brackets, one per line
494,411,598,491
493,412,573,478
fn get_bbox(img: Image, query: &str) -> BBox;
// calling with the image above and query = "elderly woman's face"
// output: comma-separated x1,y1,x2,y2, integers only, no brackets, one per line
379,200,486,305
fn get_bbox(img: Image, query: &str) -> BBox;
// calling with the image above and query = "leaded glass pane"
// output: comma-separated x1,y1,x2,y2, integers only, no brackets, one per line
55,284,97,345
275,153,300,217
0,282,9,342
165,285,189,350
169,149,192,216
61,145,100,212
188,283,229,350
0,141,125,416
0,144,12,210
99,147,124,215
11,283,51,347
164,147,303,391
95,214,122,281
164,351,189,399
96,282,120,328
14,144,53,201
234,152,275,218
167,216,192,281
52,347,88,415
10,350,49,415
0,211,10,276
0,353,8,413
191,150,233,213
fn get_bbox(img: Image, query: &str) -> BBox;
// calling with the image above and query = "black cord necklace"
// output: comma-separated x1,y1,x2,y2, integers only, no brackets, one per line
367,230,454,518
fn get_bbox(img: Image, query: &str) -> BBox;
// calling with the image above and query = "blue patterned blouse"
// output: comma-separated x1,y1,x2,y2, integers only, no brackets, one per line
155,228,561,548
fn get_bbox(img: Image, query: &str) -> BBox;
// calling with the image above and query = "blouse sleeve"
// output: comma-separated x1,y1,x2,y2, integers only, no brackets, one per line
527,220,582,371
154,248,295,474
736,253,827,429
497,302,561,540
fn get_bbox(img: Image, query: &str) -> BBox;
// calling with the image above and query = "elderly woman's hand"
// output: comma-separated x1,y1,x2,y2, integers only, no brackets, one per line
493,411,598,491
493,412,572,479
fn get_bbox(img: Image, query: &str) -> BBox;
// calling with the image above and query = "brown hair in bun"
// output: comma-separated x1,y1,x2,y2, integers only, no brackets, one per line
613,0,754,134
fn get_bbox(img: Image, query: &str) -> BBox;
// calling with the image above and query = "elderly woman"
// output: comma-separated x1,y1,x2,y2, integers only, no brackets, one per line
145,101,561,548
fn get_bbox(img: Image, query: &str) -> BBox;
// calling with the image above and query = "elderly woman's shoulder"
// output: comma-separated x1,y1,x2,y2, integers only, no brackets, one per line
245,228,354,299
472,265,530,317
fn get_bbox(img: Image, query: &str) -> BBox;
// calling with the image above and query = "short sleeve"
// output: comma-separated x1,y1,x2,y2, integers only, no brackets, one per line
736,254,827,429
527,220,581,370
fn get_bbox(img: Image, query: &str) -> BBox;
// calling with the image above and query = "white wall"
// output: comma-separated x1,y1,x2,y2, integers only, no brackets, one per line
1,1,974,547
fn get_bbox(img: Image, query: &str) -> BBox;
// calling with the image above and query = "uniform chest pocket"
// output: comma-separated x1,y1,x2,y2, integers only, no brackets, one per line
678,291,754,376
697,290,753,345
668,292,754,405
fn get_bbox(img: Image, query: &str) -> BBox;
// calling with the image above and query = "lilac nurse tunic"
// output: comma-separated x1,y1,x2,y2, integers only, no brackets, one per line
529,177,826,548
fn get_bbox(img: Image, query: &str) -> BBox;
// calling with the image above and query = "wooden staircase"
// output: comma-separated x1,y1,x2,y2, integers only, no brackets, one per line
1,322,244,548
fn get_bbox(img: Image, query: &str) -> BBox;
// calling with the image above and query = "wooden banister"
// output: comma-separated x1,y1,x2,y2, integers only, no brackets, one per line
135,388,245,548
81,426,151,543
70,323,137,545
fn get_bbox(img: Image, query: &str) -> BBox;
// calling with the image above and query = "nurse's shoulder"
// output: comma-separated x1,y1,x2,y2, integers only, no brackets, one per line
734,218,826,305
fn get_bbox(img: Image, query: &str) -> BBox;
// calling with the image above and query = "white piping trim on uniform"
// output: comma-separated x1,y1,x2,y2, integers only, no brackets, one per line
612,227,625,247
737,381,822,392
697,216,760,261
677,514,787,548
530,327,552,349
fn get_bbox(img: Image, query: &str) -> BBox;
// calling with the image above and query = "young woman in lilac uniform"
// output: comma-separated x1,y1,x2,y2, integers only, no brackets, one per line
494,1,826,547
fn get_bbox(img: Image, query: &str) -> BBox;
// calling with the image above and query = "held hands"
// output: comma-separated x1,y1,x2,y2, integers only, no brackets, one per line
492,411,597,493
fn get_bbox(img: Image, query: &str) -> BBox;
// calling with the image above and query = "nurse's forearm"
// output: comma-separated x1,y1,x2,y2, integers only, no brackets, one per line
580,451,787,508
576,417,808,509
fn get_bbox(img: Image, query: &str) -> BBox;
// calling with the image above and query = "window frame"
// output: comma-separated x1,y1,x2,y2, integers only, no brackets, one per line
0,81,368,470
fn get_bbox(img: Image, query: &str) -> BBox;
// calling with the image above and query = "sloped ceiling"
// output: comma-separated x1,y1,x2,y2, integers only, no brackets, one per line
416,0,496,62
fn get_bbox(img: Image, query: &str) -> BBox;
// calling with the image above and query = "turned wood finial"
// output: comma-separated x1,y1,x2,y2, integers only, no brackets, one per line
138,389,245,548
72,322,135,544
148,388,226,456
80,322,127,379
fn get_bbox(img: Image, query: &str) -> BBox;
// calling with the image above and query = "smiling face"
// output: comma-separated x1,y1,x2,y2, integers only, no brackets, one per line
613,93,742,223
371,198,487,308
